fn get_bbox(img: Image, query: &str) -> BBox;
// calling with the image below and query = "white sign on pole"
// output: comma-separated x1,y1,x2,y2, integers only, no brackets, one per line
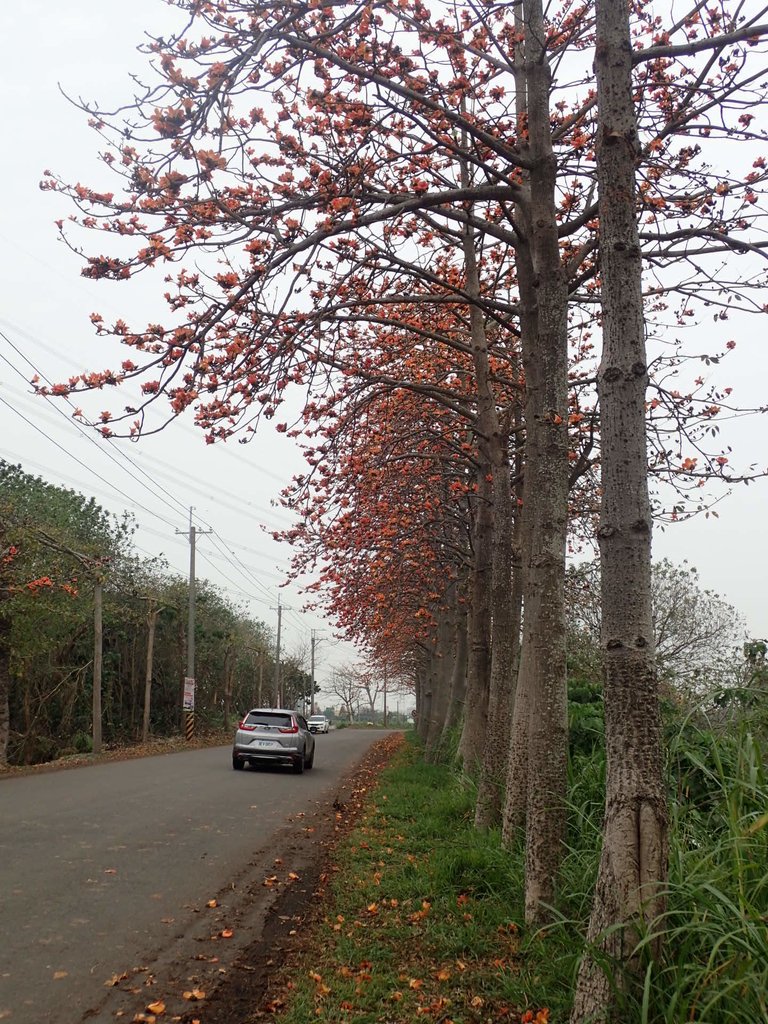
183,677,196,711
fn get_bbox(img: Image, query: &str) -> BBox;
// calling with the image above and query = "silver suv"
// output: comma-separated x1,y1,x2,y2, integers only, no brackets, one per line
232,709,315,774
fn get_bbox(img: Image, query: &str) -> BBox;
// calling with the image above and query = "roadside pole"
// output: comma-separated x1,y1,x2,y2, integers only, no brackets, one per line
271,596,289,707
177,509,211,741
93,576,103,753
310,631,317,714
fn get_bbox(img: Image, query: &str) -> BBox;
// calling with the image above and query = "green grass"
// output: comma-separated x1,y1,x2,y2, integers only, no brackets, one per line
278,734,562,1024
273,717,768,1024
634,725,768,1023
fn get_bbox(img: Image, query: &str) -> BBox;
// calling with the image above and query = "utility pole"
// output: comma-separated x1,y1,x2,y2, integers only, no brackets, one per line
245,645,266,708
383,665,388,729
176,509,212,740
140,598,165,743
271,596,288,707
310,629,323,715
93,575,103,754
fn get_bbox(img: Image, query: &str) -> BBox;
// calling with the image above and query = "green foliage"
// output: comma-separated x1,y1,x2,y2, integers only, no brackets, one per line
0,461,278,764
238,697,768,1024
568,677,604,758
565,558,747,699
73,731,93,754
282,735,570,1024
616,724,768,1023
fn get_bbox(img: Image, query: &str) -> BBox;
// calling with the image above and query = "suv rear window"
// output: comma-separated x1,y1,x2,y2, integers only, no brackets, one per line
244,712,293,729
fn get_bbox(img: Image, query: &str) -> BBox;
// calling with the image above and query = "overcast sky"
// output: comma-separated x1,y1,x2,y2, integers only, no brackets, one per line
0,1,369,695
1,1,767,685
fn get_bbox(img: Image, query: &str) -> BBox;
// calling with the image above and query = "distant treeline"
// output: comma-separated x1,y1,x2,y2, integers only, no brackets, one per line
0,460,309,766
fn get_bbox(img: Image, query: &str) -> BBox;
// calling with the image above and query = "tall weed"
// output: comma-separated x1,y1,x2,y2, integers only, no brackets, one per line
636,724,768,1023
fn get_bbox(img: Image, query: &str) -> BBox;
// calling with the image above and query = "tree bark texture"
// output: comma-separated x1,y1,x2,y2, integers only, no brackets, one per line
474,462,516,827
507,0,570,921
439,602,468,748
461,223,517,830
425,600,457,761
457,449,493,776
223,644,234,733
571,2,669,1019
92,579,103,755
0,616,9,770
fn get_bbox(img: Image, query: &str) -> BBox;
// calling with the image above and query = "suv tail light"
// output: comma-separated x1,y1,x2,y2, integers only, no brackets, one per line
239,719,256,731
279,721,299,734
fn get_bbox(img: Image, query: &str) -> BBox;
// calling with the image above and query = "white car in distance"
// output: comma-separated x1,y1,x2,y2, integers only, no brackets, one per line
307,714,330,734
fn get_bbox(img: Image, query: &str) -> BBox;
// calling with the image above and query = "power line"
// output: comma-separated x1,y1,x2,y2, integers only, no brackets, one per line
0,331,192,521
207,530,277,598
195,551,274,609
0,321,319,637
0,315,290,483
2,342,295,532
0,393,181,530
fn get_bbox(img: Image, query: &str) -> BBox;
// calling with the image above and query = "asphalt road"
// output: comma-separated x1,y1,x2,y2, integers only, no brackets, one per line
0,729,385,1024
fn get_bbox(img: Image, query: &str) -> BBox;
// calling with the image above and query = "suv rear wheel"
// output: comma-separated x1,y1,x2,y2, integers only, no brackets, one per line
233,756,244,770
293,754,305,774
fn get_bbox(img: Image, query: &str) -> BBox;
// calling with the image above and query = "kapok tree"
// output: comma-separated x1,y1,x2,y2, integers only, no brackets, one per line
278,351,478,751
571,2,768,1019
42,0,768,932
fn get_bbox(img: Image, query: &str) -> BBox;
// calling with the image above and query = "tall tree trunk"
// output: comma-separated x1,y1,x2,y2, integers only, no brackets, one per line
426,585,463,761
457,472,492,774
501,487,527,846
457,212,516,830
509,0,570,920
0,534,9,768
414,660,431,744
571,2,669,1019
223,644,234,733
440,605,468,746
178,616,186,733
474,461,515,828
92,579,103,755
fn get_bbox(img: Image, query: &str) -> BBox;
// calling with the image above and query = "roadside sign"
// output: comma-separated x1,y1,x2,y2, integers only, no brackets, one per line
183,677,196,711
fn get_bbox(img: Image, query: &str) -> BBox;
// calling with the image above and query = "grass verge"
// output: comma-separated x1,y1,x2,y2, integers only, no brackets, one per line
264,732,569,1024
248,717,768,1024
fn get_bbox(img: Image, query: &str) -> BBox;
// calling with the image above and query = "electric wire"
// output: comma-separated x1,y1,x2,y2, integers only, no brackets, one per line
0,316,289,482
3,331,295,530
1,328,295,567
0,329,193,523
0,320,334,652
0,393,180,529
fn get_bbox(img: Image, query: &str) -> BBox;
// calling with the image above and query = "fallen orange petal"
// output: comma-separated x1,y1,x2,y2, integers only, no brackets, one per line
182,989,206,1001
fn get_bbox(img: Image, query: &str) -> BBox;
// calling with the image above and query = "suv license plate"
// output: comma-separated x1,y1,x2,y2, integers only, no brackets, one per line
257,740,277,748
